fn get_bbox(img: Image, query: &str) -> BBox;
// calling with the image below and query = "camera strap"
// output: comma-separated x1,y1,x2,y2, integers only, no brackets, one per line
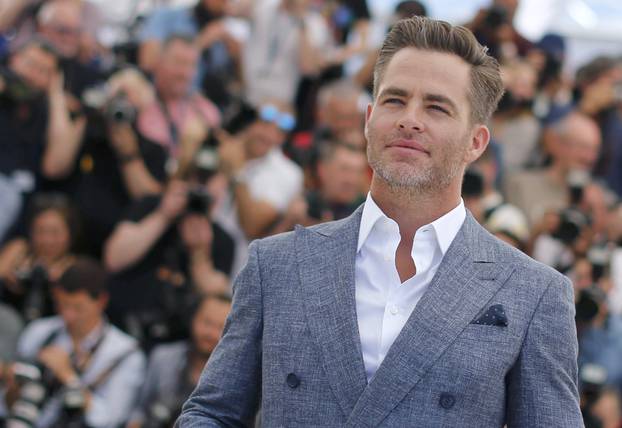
155,91,208,151
86,345,138,391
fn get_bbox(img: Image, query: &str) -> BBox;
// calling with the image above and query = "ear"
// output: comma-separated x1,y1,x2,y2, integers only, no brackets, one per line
465,124,490,164
98,292,110,311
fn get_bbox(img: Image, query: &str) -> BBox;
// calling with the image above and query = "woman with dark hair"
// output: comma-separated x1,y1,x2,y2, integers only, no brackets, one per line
126,293,231,428
0,193,77,321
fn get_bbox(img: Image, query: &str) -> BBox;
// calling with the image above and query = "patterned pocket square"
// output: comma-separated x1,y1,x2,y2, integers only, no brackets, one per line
471,304,508,327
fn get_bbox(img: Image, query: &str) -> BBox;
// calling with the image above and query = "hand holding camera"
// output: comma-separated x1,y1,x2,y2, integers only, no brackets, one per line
157,180,189,223
37,346,76,386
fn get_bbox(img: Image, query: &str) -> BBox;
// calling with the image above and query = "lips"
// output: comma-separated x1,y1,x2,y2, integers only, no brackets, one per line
387,139,430,155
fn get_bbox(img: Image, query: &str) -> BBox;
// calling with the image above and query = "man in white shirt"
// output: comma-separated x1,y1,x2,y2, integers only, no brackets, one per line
4,257,145,428
177,16,582,427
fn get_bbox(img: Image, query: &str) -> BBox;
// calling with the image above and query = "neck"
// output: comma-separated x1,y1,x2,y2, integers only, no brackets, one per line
369,175,461,240
547,162,568,184
70,318,103,344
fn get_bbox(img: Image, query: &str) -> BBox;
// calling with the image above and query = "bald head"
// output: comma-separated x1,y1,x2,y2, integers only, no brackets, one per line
37,0,82,58
550,112,601,171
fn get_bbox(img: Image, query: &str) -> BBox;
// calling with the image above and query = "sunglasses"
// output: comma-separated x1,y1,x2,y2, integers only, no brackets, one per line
259,104,296,132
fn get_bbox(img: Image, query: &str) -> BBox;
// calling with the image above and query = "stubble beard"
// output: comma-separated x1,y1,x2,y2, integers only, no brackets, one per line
366,133,466,195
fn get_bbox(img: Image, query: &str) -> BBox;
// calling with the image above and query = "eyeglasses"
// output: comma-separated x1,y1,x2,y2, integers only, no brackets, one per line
259,104,296,132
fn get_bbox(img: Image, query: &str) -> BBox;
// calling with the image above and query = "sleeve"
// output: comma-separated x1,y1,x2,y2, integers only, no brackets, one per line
84,350,147,427
505,275,583,427
138,8,173,42
175,240,263,427
127,347,165,425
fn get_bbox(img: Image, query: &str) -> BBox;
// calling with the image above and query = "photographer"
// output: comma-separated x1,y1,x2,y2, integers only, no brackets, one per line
103,171,234,349
126,293,231,428
42,67,170,257
0,37,83,242
215,100,303,275
0,193,76,322
4,257,145,428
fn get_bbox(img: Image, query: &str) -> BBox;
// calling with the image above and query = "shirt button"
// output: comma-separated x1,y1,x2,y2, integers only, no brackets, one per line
390,305,399,315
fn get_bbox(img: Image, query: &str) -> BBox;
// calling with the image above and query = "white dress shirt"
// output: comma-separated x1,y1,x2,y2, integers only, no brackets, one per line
355,193,466,381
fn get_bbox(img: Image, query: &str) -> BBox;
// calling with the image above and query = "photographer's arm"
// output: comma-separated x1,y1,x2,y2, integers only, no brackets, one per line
104,181,188,272
0,0,33,32
42,74,87,179
103,215,170,273
180,215,229,294
109,124,163,198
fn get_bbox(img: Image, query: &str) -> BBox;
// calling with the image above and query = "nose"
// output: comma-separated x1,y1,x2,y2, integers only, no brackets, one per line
396,104,424,132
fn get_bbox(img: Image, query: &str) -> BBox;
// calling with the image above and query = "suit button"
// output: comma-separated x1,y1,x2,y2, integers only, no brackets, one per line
286,373,300,389
439,393,455,409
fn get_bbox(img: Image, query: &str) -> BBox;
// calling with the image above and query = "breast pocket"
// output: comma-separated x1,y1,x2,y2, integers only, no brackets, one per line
458,324,512,344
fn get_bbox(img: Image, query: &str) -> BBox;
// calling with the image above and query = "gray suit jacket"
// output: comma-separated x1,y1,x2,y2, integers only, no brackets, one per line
177,208,582,427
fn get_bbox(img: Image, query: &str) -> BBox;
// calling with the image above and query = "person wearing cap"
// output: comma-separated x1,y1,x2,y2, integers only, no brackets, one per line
215,100,303,276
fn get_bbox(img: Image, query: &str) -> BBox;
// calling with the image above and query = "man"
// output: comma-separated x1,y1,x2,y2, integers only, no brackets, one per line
137,34,221,159
215,100,303,276
306,141,368,222
504,110,605,227
5,257,145,427
138,0,244,109
0,37,83,241
177,17,581,427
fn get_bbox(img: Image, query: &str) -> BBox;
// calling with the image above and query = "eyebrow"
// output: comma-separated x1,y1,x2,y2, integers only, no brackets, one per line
378,86,459,116
424,93,458,115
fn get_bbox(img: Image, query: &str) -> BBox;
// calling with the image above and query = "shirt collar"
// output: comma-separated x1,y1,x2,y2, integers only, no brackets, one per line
357,192,466,255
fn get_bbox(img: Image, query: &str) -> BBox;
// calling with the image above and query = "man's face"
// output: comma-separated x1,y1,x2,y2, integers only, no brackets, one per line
53,289,106,338
155,40,199,99
38,4,82,59
31,209,71,263
192,298,231,356
323,97,363,138
201,0,227,14
365,47,486,192
554,116,601,171
319,147,367,204
9,45,58,92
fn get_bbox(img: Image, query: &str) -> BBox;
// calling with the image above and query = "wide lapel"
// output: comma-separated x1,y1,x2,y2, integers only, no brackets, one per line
296,207,368,419
347,214,515,426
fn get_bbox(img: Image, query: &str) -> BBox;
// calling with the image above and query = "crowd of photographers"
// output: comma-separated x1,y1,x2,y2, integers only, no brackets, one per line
0,0,622,426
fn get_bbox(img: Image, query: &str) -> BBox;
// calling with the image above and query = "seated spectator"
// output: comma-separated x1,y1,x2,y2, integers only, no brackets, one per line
126,293,231,428
103,175,233,349
0,194,76,322
139,0,246,110
0,37,82,239
137,34,221,159
215,100,303,275
3,257,145,428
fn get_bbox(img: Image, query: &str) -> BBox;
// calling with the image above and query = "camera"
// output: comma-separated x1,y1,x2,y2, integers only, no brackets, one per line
552,207,589,246
143,402,177,428
187,187,213,215
0,67,39,105
82,84,137,124
52,384,87,428
6,362,48,428
104,92,136,124
15,264,51,323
